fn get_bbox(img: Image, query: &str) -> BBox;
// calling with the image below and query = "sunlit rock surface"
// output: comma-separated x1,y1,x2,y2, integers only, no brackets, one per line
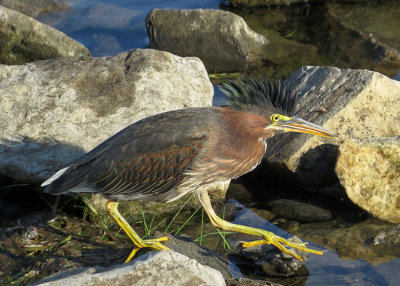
264,66,400,193
146,9,268,72
0,49,213,184
32,250,226,286
0,5,89,64
336,137,400,223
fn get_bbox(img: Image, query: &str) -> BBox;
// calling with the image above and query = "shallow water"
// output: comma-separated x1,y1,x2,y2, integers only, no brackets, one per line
37,0,400,79
229,201,400,286
34,1,400,284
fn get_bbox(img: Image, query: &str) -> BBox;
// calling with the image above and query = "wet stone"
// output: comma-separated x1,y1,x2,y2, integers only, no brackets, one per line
268,199,333,222
230,237,308,277
366,224,400,257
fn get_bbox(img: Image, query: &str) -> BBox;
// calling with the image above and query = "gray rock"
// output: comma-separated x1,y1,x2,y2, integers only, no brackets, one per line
269,199,333,222
0,5,90,64
0,48,213,184
146,9,268,72
336,137,400,223
31,250,226,286
265,66,400,191
157,232,231,279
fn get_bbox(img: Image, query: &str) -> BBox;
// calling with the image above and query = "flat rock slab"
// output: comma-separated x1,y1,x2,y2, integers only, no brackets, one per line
0,48,213,184
31,250,226,286
0,5,89,64
265,66,400,191
147,9,268,72
336,137,400,223
156,232,231,279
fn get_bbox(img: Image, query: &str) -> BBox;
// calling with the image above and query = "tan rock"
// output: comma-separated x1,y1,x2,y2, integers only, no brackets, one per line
335,137,400,223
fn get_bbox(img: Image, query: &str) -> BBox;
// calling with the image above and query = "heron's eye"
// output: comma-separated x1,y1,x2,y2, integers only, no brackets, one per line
270,114,280,122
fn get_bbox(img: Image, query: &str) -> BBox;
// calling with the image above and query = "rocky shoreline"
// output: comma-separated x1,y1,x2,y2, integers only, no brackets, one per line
0,1,399,285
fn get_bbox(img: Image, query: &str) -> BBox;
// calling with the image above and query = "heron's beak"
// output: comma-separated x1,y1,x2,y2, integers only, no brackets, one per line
274,116,337,138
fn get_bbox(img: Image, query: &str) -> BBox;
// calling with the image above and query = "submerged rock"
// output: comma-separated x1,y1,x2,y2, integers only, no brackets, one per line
295,218,397,264
336,137,400,223
146,9,268,72
366,223,400,257
326,2,400,75
31,250,226,286
0,5,89,64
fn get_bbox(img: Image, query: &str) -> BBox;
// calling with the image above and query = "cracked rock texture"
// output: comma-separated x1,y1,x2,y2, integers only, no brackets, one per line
0,48,213,184
336,137,400,223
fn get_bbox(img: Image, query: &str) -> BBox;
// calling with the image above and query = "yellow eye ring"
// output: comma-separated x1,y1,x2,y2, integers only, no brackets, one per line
271,114,280,122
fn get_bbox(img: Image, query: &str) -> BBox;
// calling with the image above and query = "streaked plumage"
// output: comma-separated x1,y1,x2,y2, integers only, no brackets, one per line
42,79,292,202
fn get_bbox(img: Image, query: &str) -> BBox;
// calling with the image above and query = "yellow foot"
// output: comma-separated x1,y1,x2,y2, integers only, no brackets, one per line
125,236,169,263
238,233,324,261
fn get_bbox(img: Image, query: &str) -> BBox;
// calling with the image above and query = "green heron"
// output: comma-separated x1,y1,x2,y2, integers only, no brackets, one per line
42,78,336,262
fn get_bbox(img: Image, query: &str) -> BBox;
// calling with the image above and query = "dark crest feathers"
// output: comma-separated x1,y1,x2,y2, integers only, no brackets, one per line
219,77,297,116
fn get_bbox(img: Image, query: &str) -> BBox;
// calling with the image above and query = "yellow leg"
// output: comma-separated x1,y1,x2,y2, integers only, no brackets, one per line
106,200,169,262
196,189,323,261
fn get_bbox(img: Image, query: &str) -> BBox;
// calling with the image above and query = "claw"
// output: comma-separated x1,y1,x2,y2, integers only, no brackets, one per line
125,236,169,263
237,234,324,261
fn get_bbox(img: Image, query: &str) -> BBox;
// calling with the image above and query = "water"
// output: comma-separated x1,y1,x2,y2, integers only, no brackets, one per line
34,1,400,284
229,201,400,286
37,0,221,56
37,0,400,79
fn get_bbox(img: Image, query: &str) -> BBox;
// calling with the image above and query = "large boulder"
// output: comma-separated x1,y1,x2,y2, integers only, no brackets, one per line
0,4,90,64
264,66,400,192
146,9,268,72
0,48,213,184
335,137,400,223
32,250,226,286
